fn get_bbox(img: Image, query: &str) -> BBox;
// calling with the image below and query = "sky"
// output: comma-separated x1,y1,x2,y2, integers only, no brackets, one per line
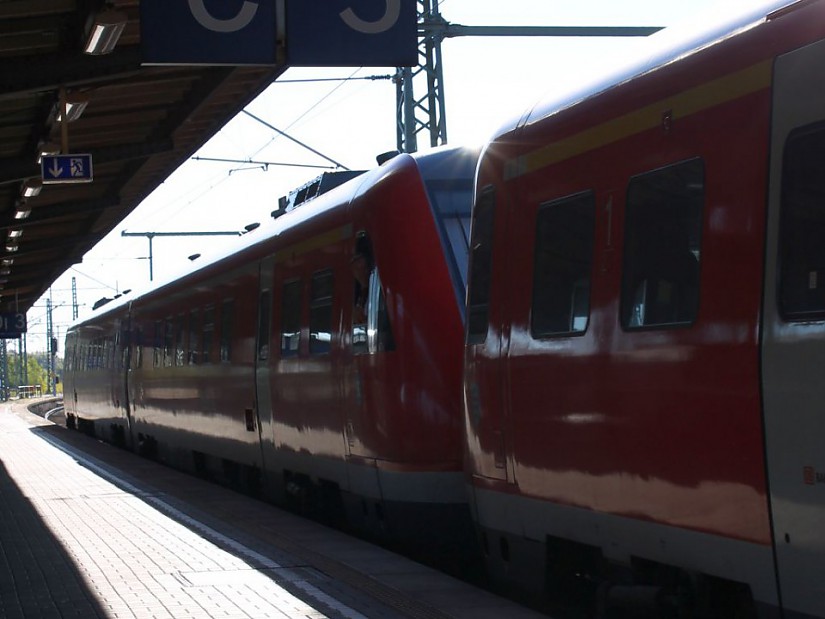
29,0,727,352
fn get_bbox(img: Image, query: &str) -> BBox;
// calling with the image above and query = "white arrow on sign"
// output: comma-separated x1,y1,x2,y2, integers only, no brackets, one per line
48,160,63,178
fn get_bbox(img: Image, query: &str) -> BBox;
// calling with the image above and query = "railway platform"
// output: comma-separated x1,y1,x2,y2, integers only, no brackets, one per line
0,398,545,619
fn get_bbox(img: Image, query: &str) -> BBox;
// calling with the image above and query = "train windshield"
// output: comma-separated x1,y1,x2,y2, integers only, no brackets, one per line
417,148,478,321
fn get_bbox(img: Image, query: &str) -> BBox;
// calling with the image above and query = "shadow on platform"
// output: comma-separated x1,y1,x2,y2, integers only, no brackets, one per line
0,457,109,618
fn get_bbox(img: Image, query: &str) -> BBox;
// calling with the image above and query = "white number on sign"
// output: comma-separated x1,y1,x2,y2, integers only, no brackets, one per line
188,0,259,33
340,0,401,34
0,314,24,332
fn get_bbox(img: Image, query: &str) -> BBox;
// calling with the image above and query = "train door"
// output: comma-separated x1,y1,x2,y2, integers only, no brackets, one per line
465,184,513,482
254,257,275,466
762,38,825,619
344,231,396,460
106,315,131,448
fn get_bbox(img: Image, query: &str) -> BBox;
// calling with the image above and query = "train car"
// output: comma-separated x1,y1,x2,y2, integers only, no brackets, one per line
464,1,825,617
64,145,478,549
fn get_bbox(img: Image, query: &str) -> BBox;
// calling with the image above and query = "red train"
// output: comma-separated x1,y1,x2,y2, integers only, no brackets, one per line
464,0,825,617
64,145,478,549
64,1,825,617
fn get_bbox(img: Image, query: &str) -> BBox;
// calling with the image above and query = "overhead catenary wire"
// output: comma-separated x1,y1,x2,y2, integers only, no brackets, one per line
265,66,368,141
274,74,393,83
128,69,368,231
190,156,336,170
241,110,351,171
69,267,121,294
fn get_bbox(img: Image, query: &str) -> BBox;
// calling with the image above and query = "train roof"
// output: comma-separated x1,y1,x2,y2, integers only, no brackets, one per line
492,0,798,141
68,144,476,330
414,144,479,182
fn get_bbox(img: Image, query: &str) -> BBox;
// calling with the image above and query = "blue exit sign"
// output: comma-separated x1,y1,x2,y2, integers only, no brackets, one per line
41,154,94,184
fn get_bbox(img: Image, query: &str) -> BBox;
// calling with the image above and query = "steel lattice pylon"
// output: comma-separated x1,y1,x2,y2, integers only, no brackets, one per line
394,4,661,153
395,0,447,154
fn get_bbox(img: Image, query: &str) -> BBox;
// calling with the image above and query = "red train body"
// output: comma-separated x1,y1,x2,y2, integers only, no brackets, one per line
464,1,825,617
64,146,478,547
63,1,825,616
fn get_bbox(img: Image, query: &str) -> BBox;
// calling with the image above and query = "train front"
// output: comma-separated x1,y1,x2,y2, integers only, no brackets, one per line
340,146,478,553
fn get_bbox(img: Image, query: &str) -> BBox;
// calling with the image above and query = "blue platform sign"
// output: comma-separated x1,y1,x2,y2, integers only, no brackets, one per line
0,313,26,339
141,0,278,65
287,0,417,66
41,154,93,185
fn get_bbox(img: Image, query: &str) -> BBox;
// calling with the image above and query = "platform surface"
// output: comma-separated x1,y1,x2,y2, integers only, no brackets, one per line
0,398,547,619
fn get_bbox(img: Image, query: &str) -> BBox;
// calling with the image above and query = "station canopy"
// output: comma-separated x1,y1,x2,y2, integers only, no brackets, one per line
0,1,287,316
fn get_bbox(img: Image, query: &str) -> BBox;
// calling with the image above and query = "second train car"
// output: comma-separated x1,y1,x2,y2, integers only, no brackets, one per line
464,1,825,618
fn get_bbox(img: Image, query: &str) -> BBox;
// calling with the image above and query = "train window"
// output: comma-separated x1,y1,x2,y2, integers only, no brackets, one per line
310,270,334,355
620,158,704,329
426,178,475,293
352,233,373,354
368,269,395,353
467,186,497,344
202,305,214,364
175,314,185,367
220,299,233,363
257,290,272,361
531,192,595,337
163,319,174,367
350,234,395,355
188,310,199,365
779,122,825,320
280,279,302,357
134,327,143,369
153,321,162,368
119,326,130,370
